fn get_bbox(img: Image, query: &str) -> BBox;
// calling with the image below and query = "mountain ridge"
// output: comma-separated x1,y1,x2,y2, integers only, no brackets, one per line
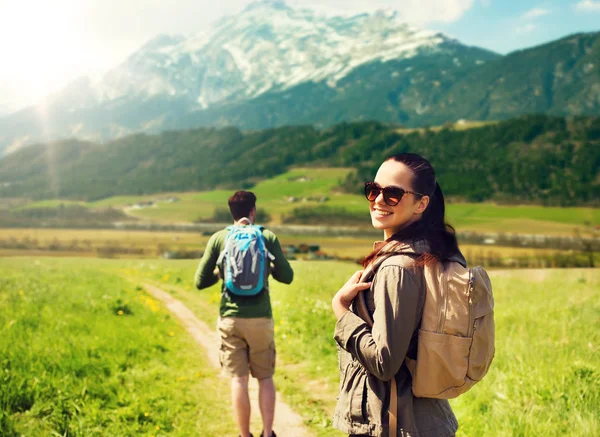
0,0,598,154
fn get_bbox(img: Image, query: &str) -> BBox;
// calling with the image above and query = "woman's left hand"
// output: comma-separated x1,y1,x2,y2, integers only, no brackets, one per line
332,270,372,319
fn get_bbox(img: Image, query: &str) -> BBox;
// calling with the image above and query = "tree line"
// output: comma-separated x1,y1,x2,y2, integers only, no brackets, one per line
0,114,598,206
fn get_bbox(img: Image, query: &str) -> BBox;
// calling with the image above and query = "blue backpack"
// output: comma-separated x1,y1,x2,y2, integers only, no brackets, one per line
217,221,274,296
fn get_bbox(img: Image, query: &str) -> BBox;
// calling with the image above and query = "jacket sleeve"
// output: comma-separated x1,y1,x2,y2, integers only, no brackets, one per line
334,265,422,381
194,233,220,290
264,231,294,285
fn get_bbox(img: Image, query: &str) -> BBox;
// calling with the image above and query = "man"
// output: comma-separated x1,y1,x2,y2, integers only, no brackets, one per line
194,191,293,437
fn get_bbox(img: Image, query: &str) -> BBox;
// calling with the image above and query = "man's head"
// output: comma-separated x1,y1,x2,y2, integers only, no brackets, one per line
228,191,257,221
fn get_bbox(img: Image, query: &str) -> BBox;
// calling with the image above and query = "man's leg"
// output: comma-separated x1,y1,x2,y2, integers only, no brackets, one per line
245,317,276,437
258,376,275,437
218,317,252,437
232,375,251,437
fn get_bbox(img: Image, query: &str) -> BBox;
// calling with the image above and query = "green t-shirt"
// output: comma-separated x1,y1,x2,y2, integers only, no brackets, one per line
194,227,294,318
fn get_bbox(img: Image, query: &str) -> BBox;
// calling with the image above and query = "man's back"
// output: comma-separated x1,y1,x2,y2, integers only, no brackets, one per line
194,226,293,318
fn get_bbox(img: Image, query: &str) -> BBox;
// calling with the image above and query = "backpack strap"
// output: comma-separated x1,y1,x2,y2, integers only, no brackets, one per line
354,253,395,325
390,377,398,436
353,252,400,436
353,247,414,437
218,225,237,266
249,224,276,262
216,249,226,266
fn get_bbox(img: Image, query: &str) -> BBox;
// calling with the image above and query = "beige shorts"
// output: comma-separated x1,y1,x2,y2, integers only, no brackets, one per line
217,317,275,379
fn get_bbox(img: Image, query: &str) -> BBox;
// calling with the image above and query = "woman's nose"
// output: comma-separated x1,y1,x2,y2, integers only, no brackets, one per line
375,191,386,205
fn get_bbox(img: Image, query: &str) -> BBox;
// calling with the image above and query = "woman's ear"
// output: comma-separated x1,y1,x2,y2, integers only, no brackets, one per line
415,195,430,214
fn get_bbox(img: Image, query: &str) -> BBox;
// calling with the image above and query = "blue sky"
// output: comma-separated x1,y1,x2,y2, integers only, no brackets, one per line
0,0,598,113
434,0,600,54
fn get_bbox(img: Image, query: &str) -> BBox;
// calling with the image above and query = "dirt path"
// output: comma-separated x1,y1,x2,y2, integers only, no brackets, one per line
143,283,313,437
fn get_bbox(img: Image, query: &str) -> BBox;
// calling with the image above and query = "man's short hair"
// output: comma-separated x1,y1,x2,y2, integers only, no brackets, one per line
228,191,256,220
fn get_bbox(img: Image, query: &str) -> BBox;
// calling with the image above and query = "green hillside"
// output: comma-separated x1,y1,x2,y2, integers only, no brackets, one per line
176,32,600,130
0,115,598,207
11,167,598,236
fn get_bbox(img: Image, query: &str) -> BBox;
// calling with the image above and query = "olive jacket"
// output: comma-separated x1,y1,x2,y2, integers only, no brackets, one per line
333,240,466,437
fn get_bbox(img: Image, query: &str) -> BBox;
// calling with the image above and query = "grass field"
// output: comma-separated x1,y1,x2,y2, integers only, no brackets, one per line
0,258,232,436
13,167,599,236
120,261,600,437
1,257,599,436
12,199,86,211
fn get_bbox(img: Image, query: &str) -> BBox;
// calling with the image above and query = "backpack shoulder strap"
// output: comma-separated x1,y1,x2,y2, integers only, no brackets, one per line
354,252,400,327
218,226,237,265
355,246,418,325
253,225,275,260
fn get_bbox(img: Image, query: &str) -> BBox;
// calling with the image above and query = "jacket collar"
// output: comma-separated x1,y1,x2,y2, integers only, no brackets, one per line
373,238,467,267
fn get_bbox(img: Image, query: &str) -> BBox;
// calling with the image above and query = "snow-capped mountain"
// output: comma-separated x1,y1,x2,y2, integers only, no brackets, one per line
0,0,498,153
94,0,451,109
5,1,599,154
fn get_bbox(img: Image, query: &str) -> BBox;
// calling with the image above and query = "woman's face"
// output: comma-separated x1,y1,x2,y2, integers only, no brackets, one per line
370,160,429,240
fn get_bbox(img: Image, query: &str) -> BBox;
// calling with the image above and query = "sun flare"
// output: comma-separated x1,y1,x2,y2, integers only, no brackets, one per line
1,1,86,101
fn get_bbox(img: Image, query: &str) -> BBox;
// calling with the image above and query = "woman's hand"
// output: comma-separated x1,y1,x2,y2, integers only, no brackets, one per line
332,270,372,320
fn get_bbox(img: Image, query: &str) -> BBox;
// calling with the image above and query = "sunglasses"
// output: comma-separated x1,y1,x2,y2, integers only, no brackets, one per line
364,182,425,207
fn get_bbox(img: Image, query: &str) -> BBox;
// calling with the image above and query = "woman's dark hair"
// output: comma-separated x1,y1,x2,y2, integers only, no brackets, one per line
228,191,256,220
362,153,459,267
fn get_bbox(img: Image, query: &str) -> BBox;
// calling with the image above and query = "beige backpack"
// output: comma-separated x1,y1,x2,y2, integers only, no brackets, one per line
405,261,495,398
355,247,495,433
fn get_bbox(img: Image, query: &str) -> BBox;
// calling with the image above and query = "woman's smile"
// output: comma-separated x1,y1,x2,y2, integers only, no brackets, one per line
371,206,393,218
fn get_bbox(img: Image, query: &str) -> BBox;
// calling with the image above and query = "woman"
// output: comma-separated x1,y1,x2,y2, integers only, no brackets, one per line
331,153,465,437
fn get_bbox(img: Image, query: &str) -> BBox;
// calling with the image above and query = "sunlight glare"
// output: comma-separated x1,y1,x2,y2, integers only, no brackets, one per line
1,0,86,101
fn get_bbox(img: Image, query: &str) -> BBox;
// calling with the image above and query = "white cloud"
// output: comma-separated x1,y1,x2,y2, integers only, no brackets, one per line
575,0,600,12
521,8,550,19
516,24,537,34
403,0,475,23
297,0,475,24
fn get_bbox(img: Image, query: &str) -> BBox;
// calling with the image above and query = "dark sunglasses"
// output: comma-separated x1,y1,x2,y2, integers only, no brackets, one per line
364,182,425,207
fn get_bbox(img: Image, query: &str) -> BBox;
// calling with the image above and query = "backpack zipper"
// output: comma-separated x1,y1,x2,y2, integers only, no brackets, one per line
467,269,475,338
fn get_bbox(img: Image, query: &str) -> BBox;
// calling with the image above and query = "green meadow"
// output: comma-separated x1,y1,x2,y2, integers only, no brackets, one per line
2,257,598,436
12,199,86,211
124,261,600,437
0,258,232,436
15,167,598,235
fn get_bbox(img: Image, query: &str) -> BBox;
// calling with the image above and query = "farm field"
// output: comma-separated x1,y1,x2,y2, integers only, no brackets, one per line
1,257,598,436
13,167,599,236
0,228,212,256
0,227,575,264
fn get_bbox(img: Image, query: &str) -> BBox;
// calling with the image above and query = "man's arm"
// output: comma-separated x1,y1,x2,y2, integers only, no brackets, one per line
264,230,294,284
194,233,221,289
